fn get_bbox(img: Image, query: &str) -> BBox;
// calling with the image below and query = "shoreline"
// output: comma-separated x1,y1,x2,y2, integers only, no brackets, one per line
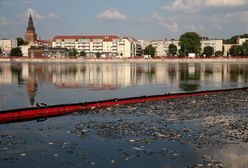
1,57,248,63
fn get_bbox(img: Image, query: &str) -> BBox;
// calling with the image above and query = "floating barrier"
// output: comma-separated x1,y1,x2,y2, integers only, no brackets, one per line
0,87,248,124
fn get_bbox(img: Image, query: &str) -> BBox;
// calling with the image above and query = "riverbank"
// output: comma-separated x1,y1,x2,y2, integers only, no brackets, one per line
0,90,247,168
1,57,248,63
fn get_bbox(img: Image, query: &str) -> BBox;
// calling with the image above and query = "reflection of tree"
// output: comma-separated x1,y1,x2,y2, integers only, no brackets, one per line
179,63,201,91
229,64,239,82
11,64,24,85
179,83,200,91
80,66,86,74
147,66,156,81
168,64,177,82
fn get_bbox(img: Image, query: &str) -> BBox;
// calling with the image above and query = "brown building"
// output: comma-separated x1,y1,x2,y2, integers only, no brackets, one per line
25,14,37,43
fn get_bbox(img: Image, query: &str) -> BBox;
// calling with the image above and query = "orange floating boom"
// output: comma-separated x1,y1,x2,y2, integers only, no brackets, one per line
0,87,247,124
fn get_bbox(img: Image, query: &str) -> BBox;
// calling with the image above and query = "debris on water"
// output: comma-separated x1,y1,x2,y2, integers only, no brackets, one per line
111,160,116,164
53,154,59,157
20,153,26,157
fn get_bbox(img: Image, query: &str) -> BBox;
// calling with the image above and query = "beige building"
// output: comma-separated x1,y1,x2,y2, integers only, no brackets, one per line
151,40,180,57
0,39,17,55
201,39,223,54
238,38,248,45
52,35,141,58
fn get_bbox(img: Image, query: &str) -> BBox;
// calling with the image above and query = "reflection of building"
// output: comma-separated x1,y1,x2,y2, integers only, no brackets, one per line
25,14,37,44
0,39,17,55
0,63,13,83
28,46,69,57
26,77,38,106
2,62,248,93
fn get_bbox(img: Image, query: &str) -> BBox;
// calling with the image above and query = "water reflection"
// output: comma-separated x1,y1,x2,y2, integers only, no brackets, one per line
0,62,248,109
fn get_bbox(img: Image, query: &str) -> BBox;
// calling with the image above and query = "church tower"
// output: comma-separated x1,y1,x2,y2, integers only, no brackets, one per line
25,13,37,44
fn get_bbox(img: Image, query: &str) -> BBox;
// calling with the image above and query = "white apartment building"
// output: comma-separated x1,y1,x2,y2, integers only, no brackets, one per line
238,38,248,45
201,39,223,53
52,35,141,58
0,39,17,55
151,40,180,57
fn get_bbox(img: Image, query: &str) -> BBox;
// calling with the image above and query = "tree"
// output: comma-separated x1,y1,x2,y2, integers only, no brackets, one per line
143,44,156,57
0,47,2,54
215,51,224,57
10,47,23,56
68,48,78,57
16,37,24,47
242,40,248,56
224,34,248,44
229,45,243,56
95,52,101,59
168,44,177,56
203,46,214,57
79,51,87,57
179,32,201,56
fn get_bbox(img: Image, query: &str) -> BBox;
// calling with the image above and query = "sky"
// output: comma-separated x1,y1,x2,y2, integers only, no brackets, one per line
0,0,248,40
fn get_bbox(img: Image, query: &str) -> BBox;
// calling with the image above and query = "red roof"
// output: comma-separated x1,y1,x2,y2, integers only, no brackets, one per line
53,35,119,41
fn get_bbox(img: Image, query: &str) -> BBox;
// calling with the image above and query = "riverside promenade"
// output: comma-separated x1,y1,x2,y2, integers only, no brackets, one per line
1,57,248,63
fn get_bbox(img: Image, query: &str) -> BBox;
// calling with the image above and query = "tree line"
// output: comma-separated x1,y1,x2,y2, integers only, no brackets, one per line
143,32,248,57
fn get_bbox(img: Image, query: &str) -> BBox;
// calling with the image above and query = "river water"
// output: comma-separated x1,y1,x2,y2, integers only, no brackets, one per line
0,62,248,111
1,62,248,168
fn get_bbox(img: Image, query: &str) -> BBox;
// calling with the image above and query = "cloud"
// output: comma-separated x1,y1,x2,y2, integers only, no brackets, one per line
209,10,248,28
162,0,247,13
162,0,203,13
97,8,127,21
25,8,59,21
152,12,179,32
206,0,246,7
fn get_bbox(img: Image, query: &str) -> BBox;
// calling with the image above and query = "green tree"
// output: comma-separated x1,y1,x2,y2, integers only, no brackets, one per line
203,46,214,57
224,34,248,44
179,32,201,56
16,37,24,46
79,50,87,57
229,45,243,56
215,51,224,57
143,44,156,57
10,47,23,56
68,48,78,57
168,44,177,56
95,52,101,59
242,40,248,56
0,47,2,54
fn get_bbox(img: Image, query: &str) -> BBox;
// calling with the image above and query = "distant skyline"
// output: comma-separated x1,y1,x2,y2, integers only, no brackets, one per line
0,0,248,40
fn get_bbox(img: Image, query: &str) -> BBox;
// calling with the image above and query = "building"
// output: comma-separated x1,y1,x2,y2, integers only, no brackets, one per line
237,37,248,45
25,13,37,44
223,44,237,56
151,40,180,57
52,35,142,58
117,37,142,57
28,46,68,58
201,39,223,54
0,39,17,55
